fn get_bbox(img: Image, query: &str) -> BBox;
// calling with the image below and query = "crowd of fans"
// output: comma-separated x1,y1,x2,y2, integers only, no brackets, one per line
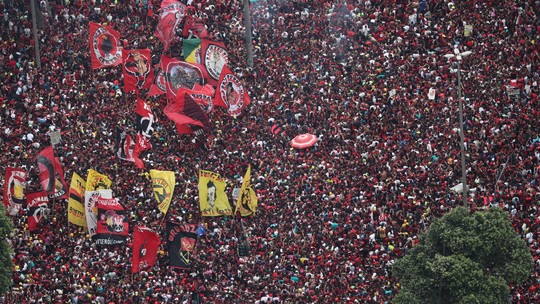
1,0,540,302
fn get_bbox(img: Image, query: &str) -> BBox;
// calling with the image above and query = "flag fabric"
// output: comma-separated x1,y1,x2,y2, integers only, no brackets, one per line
235,166,258,216
154,0,187,51
115,129,136,163
27,191,49,232
148,69,167,97
132,226,161,273
214,65,251,116
182,15,208,38
161,55,207,100
166,222,197,269
122,49,154,92
150,170,175,214
135,98,156,138
183,38,202,64
186,85,214,114
198,170,232,216
89,22,122,69
84,189,113,237
35,146,67,199
52,157,69,200
86,169,112,191
201,39,229,86
95,197,128,245
271,123,283,137
164,88,210,133
2,167,26,216
164,95,205,134
68,172,87,227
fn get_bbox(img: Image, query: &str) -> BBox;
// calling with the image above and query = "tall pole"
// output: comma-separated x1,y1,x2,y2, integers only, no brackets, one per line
243,0,254,68
457,60,467,207
30,0,41,68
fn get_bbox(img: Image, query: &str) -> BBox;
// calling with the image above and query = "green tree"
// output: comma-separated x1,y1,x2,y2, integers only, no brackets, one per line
0,203,13,295
393,207,533,304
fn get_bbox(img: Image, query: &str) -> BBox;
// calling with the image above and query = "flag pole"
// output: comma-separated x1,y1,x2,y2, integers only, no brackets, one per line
30,0,41,68
243,0,254,68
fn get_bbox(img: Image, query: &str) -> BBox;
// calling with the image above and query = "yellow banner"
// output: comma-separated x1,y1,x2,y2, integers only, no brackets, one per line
235,165,258,216
199,170,232,216
85,169,112,191
150,170,175,214
68,172,87,227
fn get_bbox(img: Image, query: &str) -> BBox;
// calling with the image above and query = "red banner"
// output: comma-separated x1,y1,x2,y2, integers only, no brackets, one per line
89,22,122,69
182,15,208,38
154,0,186,51
214,65,251,116
122,49,154,92
132,226,161,273
201,39,229,86
2,167,26,216
27,191,49,232
95,198,128,246
148,69,166,97
161,56,208,100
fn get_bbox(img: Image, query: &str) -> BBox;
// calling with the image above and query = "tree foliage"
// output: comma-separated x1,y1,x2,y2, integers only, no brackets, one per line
0,203,13,295
393,207,533,304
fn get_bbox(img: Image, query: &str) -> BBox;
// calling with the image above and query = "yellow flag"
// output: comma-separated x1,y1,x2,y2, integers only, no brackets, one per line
150,170,175,214
85,169,112,191
68,172,87,227
235,165,258,216
199,170,232,216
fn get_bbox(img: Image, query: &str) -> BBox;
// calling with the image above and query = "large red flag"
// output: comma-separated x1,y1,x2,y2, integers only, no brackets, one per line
214,65,251,116
2,167,26,216
122,49,154,92
27,191,49,232
200,39,229,86
89,22,122,69
182,15,208,38
148,69,167,97
161,56,208,100
35,146,69,199
132,226,161,273
154,0,186,51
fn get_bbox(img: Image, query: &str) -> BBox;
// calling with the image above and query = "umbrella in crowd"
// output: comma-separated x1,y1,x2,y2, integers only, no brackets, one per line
290,133,318,149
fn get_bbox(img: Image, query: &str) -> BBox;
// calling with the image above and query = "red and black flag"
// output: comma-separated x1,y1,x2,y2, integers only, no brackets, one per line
214,65,251,116
154,0,187,51
148,69,167,97
164,89,210,134
35,146,68,200
161,55,208,100
132,226,161,273
2,167,26,216
115,128,136,163
89,22,122,69
53,157,69,200
122,49,154,92
182,15,208,38
166,222,198,269
200,39,229,87
95,197,128,246
27,191,49,232
135,98,156,139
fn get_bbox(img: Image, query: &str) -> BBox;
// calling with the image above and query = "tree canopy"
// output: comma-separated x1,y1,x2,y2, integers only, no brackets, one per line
0,203,13,295
393,207,533,304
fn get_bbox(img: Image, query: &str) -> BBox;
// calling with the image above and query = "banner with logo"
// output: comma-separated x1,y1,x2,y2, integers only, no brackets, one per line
182,15,208,39
150,170,175,214
89,22,122,69
132,226,161,273
154,0,186,51
35,146,67,200
235,165,258,216
214,65,251,116
27,191,49,232
68,172,87,227
166,222,197,269
161,55,208,100
198,170,232,216
201,39,229,87
148,69,167,97
84,189,113,237
2,167,26,216
122,49,154,92
86,169,112,191
95,197,128,245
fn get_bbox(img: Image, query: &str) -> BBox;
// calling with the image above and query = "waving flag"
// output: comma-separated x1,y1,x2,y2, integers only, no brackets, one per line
136,98,155,138
150,170,175,214
164,90,209,134
166,223,197,269
214,65,251,116
162,55,207,100
201,39,228,86
95,197,128,245
52,157,69,200
27,191,49,232
35,146,68,200
182,38,202,64
149,69,167,97
68,172,87,227
235,165,258,217
122,49,154,92
154,0,187,51
132,226,161,273
84,189,113,237
86,169,112,191
89,22,122,69
198,170,232,216
3,167,26,216
182,15,208,39
115,128,137,163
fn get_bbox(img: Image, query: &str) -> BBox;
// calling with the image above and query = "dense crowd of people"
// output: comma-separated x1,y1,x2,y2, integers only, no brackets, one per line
1,0,540,302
